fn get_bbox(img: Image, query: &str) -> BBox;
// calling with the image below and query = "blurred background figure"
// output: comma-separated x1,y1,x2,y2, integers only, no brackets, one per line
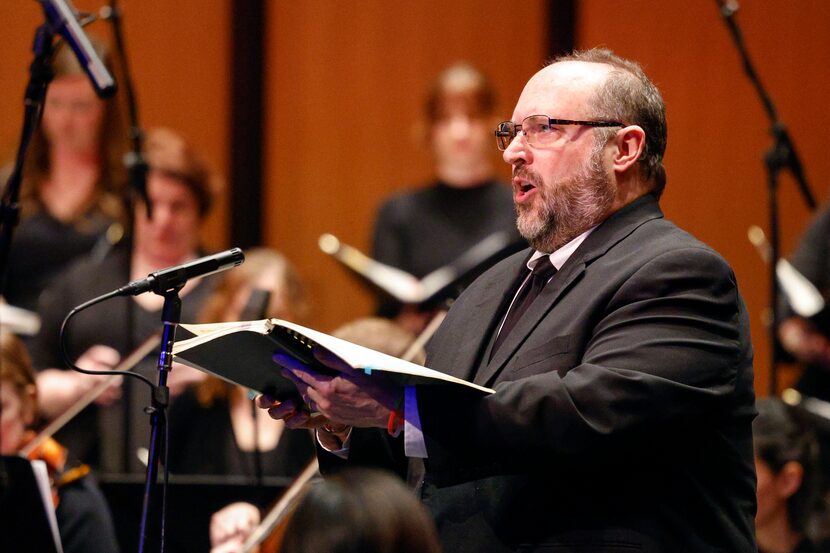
209,317,426,553
277,467,442,553
371,61,523,333
754,397,828,553
1,330,120,553
776,204,830,478
778,204,830,400
167,248,316,479
3,36,128,313
31,126,218,474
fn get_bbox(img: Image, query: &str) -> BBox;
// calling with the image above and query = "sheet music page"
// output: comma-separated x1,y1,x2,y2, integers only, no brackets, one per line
30,459,65,553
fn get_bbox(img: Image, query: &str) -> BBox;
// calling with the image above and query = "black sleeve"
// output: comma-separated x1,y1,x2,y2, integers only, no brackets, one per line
372,198,406,268
371,198,408,318
317,427,408,480
781,203,830,320
31,269,77,370
56,476,121,553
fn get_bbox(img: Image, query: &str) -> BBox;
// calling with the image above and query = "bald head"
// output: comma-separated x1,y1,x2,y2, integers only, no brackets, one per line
514,61,614,125
527,61,612,97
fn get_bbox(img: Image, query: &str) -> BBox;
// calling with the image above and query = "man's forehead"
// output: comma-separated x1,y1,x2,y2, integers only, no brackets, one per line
512,61,610,118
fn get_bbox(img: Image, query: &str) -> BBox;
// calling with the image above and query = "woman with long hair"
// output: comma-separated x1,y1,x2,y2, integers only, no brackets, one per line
4,36,128,311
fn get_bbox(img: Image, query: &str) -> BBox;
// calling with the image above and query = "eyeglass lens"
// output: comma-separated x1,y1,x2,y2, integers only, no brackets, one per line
495,115,552,151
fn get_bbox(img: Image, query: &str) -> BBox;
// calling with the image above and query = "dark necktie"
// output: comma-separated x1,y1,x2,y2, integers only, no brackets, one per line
491,259,557,357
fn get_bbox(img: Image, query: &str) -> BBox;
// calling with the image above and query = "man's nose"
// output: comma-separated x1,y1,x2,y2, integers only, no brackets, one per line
502,132,530,166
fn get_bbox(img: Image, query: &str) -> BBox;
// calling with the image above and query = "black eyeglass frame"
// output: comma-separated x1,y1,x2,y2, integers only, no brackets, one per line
495,115,625,151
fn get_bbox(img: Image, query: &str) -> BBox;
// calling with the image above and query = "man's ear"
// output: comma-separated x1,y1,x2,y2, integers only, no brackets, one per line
612,125,646,174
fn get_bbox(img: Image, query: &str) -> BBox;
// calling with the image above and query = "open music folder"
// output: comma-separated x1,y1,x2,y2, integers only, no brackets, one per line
172,318,494,402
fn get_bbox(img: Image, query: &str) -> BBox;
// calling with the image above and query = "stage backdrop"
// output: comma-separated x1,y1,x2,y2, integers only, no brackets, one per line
2,1,828,396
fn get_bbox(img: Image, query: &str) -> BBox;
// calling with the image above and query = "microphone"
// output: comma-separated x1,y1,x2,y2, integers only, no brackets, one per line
715,0,739,17
117,248,245,296
41,0,117,97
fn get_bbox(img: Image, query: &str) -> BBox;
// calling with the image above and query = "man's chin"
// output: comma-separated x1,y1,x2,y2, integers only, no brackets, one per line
517,214,552,251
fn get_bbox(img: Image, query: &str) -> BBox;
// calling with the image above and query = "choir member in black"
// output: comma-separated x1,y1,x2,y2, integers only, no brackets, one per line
32,127,219,474
371,62,523,332
3,36,128,312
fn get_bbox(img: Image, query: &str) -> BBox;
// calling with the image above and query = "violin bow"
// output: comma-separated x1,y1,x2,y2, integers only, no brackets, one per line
21,333,161,457
240,458,320,553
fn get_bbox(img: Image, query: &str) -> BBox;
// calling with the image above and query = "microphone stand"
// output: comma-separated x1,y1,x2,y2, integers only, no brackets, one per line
0,23,55,295
137,286,182,553
58,248,244,553
716,0,817,395
104,0,151,217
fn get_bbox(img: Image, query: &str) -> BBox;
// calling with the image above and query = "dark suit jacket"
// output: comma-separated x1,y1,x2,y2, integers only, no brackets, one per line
330,195,757,552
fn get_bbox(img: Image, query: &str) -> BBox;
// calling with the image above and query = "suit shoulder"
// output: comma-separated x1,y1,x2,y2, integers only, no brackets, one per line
633,217,733,268
609,219,742,303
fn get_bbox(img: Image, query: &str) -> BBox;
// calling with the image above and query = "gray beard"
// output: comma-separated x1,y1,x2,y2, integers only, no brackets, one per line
516,150,616,252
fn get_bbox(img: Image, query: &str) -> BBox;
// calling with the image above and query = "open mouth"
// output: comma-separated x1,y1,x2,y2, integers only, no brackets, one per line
514,178,537,203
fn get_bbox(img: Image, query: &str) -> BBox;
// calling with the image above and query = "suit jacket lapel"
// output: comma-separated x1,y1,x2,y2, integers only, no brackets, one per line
476,256,585,386
447,252,531,383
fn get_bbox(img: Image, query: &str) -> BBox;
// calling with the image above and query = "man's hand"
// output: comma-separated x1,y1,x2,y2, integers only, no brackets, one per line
256,348,403,430
76,345,122,405
254,396,329,430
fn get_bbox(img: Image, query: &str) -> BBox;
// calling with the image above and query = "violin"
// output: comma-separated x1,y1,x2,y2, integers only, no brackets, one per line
20,431,90,508
13,336,160,509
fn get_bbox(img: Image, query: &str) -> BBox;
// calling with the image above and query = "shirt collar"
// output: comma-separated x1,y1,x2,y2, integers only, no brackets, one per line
527,226,597,271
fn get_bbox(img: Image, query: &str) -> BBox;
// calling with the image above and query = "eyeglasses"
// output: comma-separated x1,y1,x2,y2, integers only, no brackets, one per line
495,115,624,151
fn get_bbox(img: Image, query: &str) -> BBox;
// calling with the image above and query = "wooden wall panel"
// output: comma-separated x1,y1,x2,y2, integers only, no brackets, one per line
0,0,230,255
0,7,43,162
577,0,830,395
264,1,549,332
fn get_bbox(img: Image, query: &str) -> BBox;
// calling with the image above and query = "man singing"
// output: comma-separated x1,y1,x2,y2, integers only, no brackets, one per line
261,49,757,552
